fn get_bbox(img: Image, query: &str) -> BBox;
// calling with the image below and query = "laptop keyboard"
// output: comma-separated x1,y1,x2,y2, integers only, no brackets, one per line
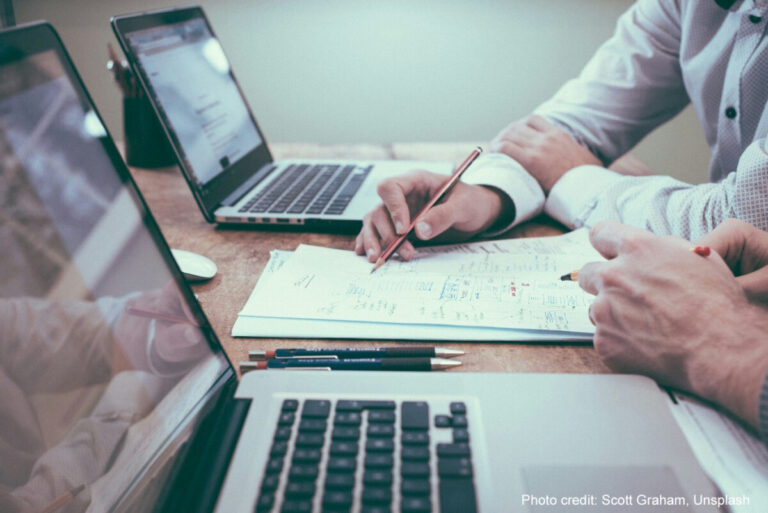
238,164,372,216
255,398,478,513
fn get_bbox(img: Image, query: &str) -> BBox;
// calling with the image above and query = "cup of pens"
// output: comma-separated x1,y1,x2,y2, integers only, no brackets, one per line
108,44,175,169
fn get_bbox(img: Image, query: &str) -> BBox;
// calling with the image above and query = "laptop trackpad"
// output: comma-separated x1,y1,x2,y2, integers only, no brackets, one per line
522,466,690,512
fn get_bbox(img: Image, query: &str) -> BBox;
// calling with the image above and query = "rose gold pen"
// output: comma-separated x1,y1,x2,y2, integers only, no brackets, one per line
371,146,483,273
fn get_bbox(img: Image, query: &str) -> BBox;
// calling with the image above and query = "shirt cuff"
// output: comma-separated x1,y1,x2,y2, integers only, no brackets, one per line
760,369,768,445
461,153,545,236
545,164,624,229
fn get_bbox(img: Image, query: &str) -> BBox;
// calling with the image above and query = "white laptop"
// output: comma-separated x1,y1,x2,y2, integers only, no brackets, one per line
0,22,719,513
111,6,452,230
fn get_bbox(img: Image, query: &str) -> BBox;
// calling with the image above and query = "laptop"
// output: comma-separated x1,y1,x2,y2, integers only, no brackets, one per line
110,6,452,230
0,22,719,513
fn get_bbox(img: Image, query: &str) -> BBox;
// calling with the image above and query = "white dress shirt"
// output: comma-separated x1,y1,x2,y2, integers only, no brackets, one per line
465,0,768,240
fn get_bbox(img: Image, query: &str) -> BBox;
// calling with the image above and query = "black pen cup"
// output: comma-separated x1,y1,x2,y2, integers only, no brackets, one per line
123,94,176,169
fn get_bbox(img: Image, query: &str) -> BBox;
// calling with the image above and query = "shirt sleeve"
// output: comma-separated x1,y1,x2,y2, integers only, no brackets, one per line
461,153,545,236
534,0,689,165
544,138,768,240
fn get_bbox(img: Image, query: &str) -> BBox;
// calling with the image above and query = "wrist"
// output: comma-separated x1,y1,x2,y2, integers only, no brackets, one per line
479,185,515,233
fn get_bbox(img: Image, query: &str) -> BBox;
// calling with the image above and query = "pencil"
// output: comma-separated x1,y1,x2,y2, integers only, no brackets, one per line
38,484,85,513
126,307,199,326
559,245,712,282
371,147,483,273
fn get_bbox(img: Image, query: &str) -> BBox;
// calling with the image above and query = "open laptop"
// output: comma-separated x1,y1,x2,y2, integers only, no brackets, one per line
0,22,720,513
110,6,451,230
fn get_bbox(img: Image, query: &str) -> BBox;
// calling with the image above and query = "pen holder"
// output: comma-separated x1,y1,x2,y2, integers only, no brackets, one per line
123,94,176,169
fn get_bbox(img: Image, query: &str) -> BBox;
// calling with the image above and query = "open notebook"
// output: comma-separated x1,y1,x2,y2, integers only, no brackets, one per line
233,229,601,341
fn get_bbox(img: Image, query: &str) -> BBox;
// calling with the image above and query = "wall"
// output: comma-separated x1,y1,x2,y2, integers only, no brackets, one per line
15,0,712,184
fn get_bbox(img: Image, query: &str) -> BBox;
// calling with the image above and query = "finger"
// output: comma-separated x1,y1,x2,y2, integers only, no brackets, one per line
360,214,382,262
736,266,768,303
371,208,398,250
377,172,445,234
588,220,654,260
414,203,457,240
577,261,607,296
696,219,768,274
525,114,554,132
397,240,416,261
354,234,363,255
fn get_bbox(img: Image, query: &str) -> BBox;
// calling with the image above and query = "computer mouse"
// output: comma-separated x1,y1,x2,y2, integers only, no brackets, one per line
171,249,217,282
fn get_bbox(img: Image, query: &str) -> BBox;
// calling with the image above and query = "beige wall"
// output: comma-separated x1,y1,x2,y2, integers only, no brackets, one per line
16,0,711,184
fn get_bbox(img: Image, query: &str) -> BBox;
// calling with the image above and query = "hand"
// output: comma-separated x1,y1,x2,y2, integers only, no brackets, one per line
577,220,768,429
490,115,601,193
355,170,512,262
697,218,768,304
114,282,208,375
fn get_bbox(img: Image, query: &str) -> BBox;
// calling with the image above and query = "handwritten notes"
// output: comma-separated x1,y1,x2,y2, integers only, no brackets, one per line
236,230,602,340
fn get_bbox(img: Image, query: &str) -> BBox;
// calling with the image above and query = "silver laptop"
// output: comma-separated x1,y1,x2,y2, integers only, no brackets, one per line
111,6,451,230
0,22,718,513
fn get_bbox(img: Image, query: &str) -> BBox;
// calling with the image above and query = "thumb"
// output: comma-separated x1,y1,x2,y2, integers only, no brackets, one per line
736,266,768,304
414,203,456,240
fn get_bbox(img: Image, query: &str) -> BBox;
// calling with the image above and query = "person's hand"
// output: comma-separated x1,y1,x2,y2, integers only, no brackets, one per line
577,220,768,429
355,170,512,262
490,115,602,193
113,282,208,375
697,218,768,304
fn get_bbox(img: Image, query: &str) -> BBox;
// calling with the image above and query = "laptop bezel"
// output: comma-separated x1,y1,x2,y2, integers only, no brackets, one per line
0,20,240,511
111,5,275,222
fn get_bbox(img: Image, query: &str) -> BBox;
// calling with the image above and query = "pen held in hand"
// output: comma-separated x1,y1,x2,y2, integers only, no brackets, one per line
371,146,483,274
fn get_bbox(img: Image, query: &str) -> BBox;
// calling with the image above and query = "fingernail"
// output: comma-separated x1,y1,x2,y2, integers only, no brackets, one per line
395,221,405,234
367,248,376,259
416,222,432,239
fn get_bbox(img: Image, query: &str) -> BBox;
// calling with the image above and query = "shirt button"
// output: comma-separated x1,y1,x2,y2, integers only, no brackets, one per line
748,15,762,24
725,106,737,119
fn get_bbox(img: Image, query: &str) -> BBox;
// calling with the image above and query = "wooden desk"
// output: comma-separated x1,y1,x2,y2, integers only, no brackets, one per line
129,143,609,375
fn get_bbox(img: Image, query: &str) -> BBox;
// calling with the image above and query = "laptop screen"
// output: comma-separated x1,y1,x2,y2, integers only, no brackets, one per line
0,25,230,513
123,16,263,188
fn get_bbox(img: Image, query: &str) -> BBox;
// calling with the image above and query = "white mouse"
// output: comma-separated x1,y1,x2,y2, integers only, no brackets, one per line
171,249,217,282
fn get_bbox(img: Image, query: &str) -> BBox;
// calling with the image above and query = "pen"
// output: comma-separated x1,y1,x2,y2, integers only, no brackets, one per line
559,245,712,281
249,347,464,360
126,307,199,326
371,147,483,273
239,357,461,372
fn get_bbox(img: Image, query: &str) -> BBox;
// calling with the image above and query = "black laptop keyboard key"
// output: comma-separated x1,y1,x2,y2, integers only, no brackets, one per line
362,487,392,504
361,507,391,513
439,477,477,513
332,427,360,441
330,441,359,456
292,448,322,463
285,481,316,499
266,458,284,474
401,479,431,496
275,426,292,441
401,446,430,461
437,458,473,478
401,432,429,445
289,465,320,481
255,493,274,511
437,443,470,458
334,412,362,425
296,433,325,448
434,415,452,428
401,402,429,431
335,400,364,412
278,412,295,425
302,399,331,418
367,424,394,437
401,496,431,513
368,410,395,424
452,428,469,443
449,402,466,415
323,490,354,509
451,415,468,428
282,399,299,411
325,473,355,490
366,438,394,452
363,470,393,486
327,457,357,473
281,500,312,513
401,462,430,478
271,441,288,457
362,400,396,410
261,474,280,491
364,453,394,468
298,419,327,432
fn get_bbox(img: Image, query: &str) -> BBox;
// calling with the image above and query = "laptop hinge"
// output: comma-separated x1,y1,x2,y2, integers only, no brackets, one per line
220,163,277,207
158,376,251,513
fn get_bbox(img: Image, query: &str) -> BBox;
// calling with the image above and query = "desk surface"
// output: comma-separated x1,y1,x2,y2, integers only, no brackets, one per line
129,143,609,375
